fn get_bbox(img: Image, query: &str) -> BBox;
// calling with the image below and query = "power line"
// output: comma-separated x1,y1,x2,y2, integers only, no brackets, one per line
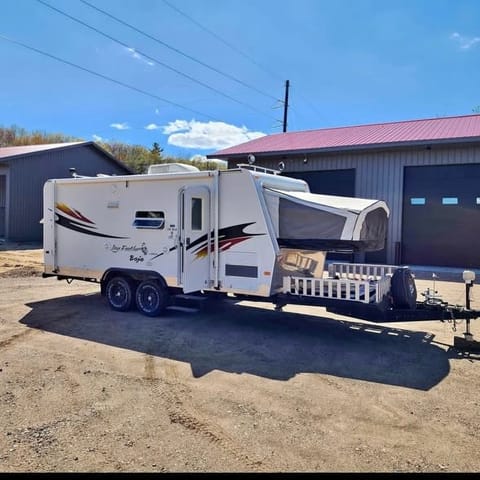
289,84,327,122
161,0,326,126
80,0,279,103
161,0,283,82
0,34,216,120
35,0,276,120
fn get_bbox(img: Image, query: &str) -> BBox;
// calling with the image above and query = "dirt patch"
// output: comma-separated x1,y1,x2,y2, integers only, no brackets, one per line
0,243,43,278
0,245,479,472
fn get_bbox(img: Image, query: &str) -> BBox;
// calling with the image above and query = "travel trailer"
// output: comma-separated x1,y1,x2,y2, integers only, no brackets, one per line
42,163,479,348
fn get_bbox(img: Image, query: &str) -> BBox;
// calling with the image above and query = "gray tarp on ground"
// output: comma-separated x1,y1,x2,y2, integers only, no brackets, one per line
263,188,389,252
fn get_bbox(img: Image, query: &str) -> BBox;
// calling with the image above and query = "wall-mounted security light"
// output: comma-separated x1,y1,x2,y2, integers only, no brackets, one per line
463,270,475,283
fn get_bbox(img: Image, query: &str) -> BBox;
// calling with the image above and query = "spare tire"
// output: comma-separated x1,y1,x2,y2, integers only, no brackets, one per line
391,267,417,310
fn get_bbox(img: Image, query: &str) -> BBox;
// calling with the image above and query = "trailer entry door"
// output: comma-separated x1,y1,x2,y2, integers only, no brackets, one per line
180,185,211,293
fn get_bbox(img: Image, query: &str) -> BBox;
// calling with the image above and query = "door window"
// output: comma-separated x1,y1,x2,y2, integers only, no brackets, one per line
191,197,202,230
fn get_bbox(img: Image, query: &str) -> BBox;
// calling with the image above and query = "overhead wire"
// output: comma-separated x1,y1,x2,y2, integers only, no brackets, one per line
35,0,277,121
79,0,279,103
0,34,216,120
161,0,282,82
161,0,326,129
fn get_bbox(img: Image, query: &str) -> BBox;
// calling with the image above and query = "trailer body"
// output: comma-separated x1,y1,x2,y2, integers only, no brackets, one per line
42,164,480,346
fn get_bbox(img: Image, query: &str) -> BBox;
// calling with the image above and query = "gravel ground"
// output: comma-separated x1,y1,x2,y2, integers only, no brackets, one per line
0,244,479,473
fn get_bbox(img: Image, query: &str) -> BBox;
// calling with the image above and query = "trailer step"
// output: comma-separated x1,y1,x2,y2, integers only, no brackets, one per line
171,294,211,311
168,305,201,314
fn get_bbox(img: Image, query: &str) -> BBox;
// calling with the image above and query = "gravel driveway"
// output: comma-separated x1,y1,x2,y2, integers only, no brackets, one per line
0,246,479,472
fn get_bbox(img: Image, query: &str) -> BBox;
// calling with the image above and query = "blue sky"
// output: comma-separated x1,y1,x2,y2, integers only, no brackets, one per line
1,0,480,160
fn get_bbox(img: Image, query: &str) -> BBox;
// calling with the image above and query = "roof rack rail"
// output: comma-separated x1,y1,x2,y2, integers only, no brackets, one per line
237,163,280,175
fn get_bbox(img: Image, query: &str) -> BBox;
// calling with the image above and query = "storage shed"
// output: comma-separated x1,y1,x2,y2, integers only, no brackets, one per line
209,114,480,269
0,141,132,242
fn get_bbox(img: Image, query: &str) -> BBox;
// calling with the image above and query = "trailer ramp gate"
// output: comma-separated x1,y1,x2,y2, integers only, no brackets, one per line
278,263,480,325
283,276,391,304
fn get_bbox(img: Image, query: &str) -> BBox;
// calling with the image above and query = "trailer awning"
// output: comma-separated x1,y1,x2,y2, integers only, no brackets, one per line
263,188,389,252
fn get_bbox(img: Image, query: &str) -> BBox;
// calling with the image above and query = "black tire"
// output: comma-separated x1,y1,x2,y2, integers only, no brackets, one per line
135,279,169,317
105,276,135,312
391,267,417,310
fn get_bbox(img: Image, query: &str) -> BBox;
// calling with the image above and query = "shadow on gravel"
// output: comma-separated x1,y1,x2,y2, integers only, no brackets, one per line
20,292,459,390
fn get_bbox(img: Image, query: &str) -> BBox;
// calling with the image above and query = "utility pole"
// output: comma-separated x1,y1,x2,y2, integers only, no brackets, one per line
283,80,290,133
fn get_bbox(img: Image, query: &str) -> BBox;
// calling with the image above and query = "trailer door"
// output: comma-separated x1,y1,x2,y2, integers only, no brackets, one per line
180,185,211,293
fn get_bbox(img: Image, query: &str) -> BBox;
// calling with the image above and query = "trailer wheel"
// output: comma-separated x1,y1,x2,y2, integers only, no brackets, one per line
391,267,417,310
135,279,169,317
105,276,135,312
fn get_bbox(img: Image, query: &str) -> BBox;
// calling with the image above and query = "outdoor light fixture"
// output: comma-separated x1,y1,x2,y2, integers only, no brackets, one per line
463,270,475,283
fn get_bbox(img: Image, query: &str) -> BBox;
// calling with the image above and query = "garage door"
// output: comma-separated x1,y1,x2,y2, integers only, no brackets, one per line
285,169,355,196
402,164,480,268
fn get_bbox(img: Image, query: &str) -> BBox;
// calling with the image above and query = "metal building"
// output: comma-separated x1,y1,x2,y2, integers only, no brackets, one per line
209,114,480,269
0,141,132,242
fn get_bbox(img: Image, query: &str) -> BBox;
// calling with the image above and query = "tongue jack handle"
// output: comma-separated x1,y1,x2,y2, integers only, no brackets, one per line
453,271,480,352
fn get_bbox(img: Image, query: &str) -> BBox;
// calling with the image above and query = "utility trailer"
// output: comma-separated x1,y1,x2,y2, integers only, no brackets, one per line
42,163,480,350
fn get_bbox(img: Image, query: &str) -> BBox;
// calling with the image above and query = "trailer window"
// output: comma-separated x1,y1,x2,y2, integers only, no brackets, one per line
133,211,165,229
191,197,202,230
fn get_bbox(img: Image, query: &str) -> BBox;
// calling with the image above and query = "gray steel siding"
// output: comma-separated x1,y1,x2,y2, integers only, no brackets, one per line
0,175,5,237
7,144,130,241
256,144,480,264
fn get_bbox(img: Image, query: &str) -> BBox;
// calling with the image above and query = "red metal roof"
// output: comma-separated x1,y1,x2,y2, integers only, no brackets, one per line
212,114,480,157
0,142,84,159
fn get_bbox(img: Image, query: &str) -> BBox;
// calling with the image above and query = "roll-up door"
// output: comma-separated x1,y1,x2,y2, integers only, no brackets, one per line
402,164,480,268
286,169,355,196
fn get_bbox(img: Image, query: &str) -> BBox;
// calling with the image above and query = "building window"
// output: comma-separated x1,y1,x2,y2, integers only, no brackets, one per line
191,197,202,230
133,211,165,229
410,197,426,205
442,197,458,205
476,197,480,205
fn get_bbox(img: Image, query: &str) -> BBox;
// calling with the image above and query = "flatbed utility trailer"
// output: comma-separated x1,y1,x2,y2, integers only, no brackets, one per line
42,163,480,350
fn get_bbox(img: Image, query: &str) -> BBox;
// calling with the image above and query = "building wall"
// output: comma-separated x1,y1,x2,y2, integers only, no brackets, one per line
0,169,7,237
249,143,480,264
7,144,130,241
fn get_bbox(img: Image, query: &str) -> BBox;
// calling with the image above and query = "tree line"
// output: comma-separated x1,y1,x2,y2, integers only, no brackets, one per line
0,124,224,173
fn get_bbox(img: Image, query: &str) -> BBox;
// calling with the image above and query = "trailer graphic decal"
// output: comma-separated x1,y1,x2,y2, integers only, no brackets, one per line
187,222,265,259
55,203,128,239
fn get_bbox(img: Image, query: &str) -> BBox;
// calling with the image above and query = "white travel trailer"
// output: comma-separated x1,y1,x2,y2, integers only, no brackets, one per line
42,163,480,348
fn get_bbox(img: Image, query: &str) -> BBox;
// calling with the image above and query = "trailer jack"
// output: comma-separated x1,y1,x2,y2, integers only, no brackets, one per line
453,271,480,352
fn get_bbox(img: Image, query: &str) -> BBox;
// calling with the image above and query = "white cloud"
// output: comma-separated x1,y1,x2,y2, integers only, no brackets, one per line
163,120,190,135
144,123,162,130
450,32,480,49
110,122,130,130
125,47,155,66
162,120,266,150
92,134,104,142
